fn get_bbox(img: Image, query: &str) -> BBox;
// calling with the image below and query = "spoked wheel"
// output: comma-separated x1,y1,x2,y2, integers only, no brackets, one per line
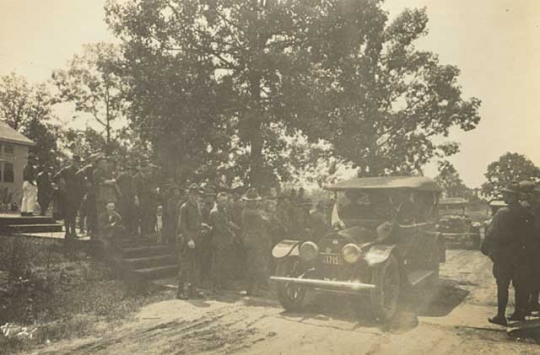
370,254,401,322
276,257,307,312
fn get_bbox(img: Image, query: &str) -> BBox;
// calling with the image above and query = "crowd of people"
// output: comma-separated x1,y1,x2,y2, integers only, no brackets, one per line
20,152,331,299
482,180,540,326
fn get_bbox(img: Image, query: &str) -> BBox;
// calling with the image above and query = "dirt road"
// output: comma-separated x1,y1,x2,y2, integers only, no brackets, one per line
34,250,540,355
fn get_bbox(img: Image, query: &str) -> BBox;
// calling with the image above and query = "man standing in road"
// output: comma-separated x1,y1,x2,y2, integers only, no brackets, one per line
210,191,238,293
481,182,535,326
176,183,205,300
21,153,38,216
240,188,270,296
518,180,540,313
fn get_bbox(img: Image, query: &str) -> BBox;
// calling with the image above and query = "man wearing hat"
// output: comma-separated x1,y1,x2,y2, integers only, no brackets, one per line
519,180,540,313
54,155,84,238
199,185,217,285
176,183,205,299
21,153,38,216
240,188,270,296
481,182,535,325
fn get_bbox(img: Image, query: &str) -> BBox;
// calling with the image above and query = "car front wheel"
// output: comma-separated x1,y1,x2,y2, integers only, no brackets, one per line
276,257,307,312
369,254,400,322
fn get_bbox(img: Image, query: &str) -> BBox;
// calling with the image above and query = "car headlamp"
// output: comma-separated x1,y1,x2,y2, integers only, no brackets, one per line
299,241,319,261
342,243,362,264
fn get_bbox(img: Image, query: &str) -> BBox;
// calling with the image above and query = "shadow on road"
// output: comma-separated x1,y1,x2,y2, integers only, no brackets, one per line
409,278,470,318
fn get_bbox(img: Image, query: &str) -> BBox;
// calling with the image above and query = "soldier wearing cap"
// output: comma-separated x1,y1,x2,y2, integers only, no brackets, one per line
240,188,270,296
176,183,205,299
54,155,84,238
481,182,535,326
21,153,38,216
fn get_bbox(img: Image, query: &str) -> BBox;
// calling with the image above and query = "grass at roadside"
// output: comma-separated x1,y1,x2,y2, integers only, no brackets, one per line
0,235,172,355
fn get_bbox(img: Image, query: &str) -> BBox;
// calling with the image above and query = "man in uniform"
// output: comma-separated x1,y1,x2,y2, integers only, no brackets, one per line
241,188,270,296
210,191,238,292
518,180,540,313
36,162,53,216
54,155,84,239
21,153,38,216
176,183,205,300
481,182,535,326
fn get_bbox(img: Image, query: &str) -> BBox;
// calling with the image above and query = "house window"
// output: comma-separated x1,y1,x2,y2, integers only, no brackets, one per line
4,144,14,155
3,162,14,183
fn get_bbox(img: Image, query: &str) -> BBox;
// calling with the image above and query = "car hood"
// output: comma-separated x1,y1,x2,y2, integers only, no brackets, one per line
335,225,378,244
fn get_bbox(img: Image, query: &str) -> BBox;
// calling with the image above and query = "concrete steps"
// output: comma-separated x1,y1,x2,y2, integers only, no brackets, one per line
0,215,63,234
7,224,63,233
119,242,178,282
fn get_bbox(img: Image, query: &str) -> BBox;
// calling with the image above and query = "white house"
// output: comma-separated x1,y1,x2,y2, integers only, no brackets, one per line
0,121,35,204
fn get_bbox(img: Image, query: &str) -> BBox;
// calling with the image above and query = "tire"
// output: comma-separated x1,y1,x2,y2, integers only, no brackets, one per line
369,254,401,322
276,258,307,312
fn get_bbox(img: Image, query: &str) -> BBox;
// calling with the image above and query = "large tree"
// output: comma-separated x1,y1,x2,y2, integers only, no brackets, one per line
481,152,540,199
52,43,127,149
106,0,480,186
0,73,60,163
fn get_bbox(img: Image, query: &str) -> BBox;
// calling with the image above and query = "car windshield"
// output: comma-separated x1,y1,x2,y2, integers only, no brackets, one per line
332,189,438,227
334,190,395,225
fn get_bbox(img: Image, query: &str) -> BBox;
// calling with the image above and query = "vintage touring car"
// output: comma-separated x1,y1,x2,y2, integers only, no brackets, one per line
437,198,482,249
270,176,445,321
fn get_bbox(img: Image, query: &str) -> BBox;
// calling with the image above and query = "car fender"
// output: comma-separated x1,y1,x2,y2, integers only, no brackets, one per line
363,244,397,267
272,240,302,259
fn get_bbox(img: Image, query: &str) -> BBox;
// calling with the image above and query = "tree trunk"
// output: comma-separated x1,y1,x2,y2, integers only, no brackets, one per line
247,0,265,189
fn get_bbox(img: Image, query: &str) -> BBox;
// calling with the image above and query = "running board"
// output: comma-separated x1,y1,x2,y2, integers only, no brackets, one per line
407,270,434,286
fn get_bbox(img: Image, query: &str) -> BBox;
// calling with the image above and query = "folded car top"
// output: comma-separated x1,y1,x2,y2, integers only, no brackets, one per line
324,176,442,192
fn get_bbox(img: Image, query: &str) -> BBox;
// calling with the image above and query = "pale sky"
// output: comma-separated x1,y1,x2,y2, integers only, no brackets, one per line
1,0,539,187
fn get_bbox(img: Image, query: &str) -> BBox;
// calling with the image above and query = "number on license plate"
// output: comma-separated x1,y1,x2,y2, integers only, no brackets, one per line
322,255,341,265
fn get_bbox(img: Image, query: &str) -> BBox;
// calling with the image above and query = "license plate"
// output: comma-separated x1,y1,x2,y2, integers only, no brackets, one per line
322,254,342,265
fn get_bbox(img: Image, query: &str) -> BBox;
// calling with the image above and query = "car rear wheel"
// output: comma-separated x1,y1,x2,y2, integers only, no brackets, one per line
276,258,307,312
370,254,400,322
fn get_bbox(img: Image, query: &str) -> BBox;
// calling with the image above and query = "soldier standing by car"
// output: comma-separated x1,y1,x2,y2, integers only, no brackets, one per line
240,188,270,296
176,183,205,300
481,182,535,326
210,192,238,293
